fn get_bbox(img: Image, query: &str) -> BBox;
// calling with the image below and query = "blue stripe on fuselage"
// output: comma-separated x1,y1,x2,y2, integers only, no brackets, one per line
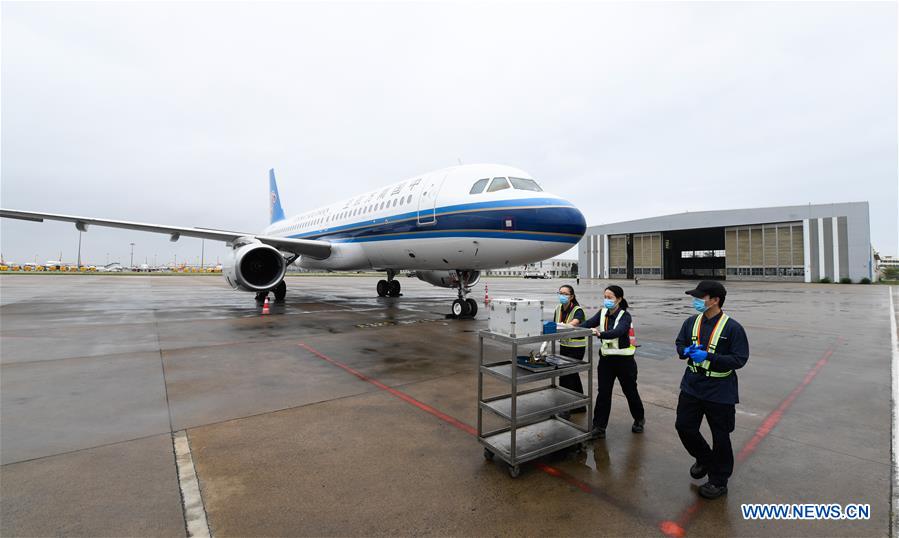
280,198,584,244
339,230,580,244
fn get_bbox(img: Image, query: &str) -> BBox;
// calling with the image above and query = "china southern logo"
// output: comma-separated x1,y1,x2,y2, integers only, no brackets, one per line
270,191,277,214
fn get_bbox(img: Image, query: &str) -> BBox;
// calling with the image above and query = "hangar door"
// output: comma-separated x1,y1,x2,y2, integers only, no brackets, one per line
608,235,628,278
725,223,804,280
632,233,662,279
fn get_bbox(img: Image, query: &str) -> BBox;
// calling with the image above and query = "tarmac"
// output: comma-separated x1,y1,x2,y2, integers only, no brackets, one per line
0,274,895,537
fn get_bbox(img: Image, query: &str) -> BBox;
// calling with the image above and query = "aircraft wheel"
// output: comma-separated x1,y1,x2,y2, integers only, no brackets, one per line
465,298,478,317
387,280,401,297
452,299,467,317
377,280,388,297
255,291,268,303
273,280,287,302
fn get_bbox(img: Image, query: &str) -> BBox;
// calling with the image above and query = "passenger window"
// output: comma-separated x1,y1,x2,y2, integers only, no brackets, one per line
469,178,489,194
509,177,543,192
487,177,510,192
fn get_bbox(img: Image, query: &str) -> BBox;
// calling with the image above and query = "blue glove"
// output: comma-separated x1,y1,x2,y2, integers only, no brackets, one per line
690,347,709,362
682,344,697,358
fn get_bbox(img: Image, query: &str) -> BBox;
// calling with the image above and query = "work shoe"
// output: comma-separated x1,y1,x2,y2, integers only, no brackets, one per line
698,482,728,499
631,419,645,433
591,427,606,439
690,462,708,479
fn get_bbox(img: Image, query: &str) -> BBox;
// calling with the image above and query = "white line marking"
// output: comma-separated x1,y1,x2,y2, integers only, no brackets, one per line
890,287,898,538
173,431,211,538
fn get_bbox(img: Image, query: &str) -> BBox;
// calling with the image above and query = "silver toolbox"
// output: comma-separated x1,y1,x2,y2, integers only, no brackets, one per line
488,297,544,338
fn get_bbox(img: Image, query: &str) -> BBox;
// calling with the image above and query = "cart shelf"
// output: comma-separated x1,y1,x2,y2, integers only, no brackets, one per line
477,327,594,477
480,386,589,423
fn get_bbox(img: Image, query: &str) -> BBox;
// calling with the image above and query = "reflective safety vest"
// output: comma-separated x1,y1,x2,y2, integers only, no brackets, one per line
555,304,586,347
687,313,732,377
598,308,636,356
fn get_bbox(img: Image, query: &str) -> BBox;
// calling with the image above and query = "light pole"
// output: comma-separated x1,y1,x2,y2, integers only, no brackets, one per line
129,243,135,269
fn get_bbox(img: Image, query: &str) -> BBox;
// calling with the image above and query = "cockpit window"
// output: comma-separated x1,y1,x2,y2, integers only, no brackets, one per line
469,178,489,194
487,177,510,192
509,177,543,192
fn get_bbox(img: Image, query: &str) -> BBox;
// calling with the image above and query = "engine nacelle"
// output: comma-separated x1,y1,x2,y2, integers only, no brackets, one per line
415,270,481,289
223,243,287,292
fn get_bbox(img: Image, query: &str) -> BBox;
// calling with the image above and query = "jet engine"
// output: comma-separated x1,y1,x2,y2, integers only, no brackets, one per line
223,243,287,292
414,270,481,289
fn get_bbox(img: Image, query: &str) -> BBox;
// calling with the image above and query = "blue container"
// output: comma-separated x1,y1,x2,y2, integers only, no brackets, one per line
542,320,557,334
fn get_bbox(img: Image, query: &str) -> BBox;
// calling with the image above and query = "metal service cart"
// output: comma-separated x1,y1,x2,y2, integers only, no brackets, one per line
477,327,594,477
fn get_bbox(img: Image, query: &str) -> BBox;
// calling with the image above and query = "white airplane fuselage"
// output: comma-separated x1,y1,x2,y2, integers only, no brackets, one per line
262,164,586,272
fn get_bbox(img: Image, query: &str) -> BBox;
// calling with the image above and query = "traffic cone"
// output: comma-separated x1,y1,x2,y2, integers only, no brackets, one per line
629,325,637,347
262,295,271,315
484,285,489,305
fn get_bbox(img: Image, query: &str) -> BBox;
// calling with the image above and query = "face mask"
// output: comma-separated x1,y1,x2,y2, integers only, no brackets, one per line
693,298,708,313
559,295,569,305
603,298,616,309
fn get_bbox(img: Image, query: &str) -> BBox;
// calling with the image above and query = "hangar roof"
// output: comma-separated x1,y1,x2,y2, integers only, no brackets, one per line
585,202,869,235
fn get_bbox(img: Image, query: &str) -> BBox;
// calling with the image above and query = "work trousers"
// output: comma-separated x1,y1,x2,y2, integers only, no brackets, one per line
593,354,644,429
558,345,586,412
675,391,736,486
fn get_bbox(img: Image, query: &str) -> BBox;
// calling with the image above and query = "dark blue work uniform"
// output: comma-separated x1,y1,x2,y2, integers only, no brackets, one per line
584,308,645,430
557,303,587,399
675,312,749,487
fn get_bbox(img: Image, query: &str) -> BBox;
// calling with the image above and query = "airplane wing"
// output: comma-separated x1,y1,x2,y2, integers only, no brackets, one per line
0,209,332,260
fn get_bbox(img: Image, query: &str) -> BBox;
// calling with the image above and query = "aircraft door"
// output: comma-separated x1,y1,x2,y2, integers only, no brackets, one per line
417,173,446,226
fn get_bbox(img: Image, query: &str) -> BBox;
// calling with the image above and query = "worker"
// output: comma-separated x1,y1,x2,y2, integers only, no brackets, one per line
583,285,645,439
555,285,587,417
675,280,749,500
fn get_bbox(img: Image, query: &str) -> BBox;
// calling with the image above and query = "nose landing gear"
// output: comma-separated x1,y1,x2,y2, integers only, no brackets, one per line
451,293,479,318
449,270,480,319
377,270,401,297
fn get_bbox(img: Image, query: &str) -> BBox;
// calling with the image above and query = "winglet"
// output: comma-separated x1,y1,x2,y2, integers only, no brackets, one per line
269,168,286,224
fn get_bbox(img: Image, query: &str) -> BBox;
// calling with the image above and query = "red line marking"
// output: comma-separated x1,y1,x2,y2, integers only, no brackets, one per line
659,337,842,537
298,342,476,436
297,341,665,524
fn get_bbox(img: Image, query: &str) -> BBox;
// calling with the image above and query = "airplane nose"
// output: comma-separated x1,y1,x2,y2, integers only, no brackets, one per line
552,198,587,240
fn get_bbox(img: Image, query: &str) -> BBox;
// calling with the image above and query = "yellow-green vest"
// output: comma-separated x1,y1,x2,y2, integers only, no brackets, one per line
598,308,636,356
555,304,586,348
687,313,732,377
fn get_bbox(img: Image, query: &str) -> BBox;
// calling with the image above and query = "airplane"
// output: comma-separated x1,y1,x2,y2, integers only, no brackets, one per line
1,164,587,317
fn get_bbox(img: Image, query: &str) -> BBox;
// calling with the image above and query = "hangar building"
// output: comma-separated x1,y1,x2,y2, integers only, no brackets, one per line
577,202,872,283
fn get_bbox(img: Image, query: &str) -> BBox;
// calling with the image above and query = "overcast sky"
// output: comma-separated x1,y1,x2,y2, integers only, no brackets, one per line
2,1,896,267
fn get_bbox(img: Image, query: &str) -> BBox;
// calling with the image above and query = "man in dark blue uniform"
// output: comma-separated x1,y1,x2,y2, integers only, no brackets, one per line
675,281,749,499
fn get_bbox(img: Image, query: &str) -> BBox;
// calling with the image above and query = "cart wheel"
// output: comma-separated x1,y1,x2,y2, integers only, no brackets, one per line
508,465,521,478
483,448,494,461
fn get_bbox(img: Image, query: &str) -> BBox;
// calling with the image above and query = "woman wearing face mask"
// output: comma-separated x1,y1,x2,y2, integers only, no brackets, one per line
554,285,587,415
582,285,645,439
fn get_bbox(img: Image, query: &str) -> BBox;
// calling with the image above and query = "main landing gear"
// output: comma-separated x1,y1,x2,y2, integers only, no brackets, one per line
377,269,401,297
256,280,287,303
